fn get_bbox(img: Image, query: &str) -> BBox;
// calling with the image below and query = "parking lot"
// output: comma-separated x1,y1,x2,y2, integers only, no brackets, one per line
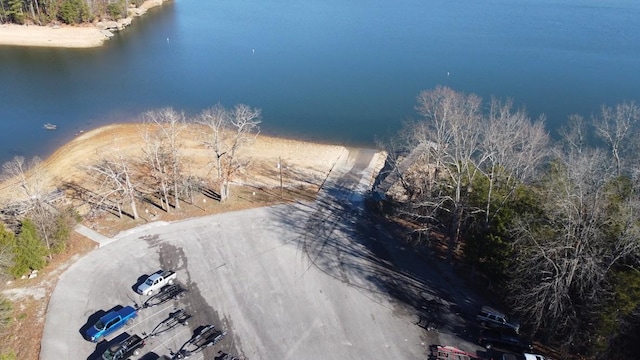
41,148,488,359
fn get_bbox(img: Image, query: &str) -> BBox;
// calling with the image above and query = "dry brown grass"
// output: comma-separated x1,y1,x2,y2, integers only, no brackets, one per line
0,123,349,359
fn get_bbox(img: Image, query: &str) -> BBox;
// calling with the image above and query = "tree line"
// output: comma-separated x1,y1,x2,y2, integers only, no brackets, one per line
383,86,640,358
0,0,145,25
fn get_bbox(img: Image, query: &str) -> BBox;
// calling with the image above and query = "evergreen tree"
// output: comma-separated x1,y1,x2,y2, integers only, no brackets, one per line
6,0,25,24
58,0,90,24
11,219,47,278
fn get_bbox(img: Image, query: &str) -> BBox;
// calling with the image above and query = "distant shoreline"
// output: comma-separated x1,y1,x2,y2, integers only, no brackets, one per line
0,0,170,48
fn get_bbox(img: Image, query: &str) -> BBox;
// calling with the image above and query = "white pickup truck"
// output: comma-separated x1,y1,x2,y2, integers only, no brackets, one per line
137,270,177,296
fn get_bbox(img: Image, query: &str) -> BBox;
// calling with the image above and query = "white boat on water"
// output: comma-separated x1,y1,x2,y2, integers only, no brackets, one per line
43,123,57,130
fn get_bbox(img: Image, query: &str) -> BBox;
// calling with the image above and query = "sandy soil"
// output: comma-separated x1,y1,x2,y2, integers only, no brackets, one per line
0,0,170,48
0,122,349,210
0,23,109,48
46,123,345,190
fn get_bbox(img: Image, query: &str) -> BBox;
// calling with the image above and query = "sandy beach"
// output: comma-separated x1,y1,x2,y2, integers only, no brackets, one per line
0,0,169,48
0,23,109,48
42,123,350,185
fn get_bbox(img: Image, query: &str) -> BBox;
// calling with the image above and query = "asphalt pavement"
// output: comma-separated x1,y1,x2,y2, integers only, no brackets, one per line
41,148,485,360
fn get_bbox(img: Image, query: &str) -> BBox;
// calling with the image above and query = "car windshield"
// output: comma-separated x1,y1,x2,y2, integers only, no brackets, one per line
145,278,154,286
102,350,115,360
94,320,105,330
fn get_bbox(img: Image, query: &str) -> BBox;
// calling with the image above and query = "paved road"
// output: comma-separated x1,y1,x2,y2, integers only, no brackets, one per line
41,148,484,360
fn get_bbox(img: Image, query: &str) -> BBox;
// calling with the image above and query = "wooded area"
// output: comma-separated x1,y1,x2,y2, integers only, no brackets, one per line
0,0,144,25
383,86,640,359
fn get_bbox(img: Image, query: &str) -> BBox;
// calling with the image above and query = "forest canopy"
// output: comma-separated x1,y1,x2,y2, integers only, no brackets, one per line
0,0,145,25
383,86,640,358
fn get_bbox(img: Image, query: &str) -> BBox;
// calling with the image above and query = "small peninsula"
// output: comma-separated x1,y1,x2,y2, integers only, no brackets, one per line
0,0,170,48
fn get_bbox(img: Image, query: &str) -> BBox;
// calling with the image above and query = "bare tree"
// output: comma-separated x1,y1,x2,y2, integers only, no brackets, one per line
197,104,228,181
87,153,139,220
2,156,46,201
197,104,261,202
140,126,171,212
140,108,187,211
593,101,640,176
1,156,59,254
508,148,640,350
409,86,484,261
481,98,549,230
559,114,588,155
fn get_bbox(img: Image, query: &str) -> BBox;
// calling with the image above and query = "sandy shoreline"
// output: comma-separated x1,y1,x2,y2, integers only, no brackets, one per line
0,0,169,48
50,123,352,187
0,123,364,205
0,23,109,48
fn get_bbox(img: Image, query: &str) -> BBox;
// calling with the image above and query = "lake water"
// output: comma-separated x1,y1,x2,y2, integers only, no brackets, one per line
1,0,639,164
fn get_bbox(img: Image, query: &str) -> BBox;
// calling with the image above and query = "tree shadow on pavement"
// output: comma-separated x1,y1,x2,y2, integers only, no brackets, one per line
267,173,485,346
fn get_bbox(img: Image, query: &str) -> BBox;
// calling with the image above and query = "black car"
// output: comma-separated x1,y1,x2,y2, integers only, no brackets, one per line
101,334,145,360
478,329,533,352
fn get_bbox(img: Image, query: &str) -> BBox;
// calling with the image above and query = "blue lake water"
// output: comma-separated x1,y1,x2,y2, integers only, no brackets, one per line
0,0,639,164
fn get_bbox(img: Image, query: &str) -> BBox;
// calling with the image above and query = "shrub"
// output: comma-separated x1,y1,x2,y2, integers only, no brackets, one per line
0,296,12,333
0,352,16,360
0,225,15,279
51,206,81,254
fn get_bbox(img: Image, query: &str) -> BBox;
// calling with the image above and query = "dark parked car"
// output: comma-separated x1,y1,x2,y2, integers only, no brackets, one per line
102,334,145,360
478,329,533,352
476,306,521,334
